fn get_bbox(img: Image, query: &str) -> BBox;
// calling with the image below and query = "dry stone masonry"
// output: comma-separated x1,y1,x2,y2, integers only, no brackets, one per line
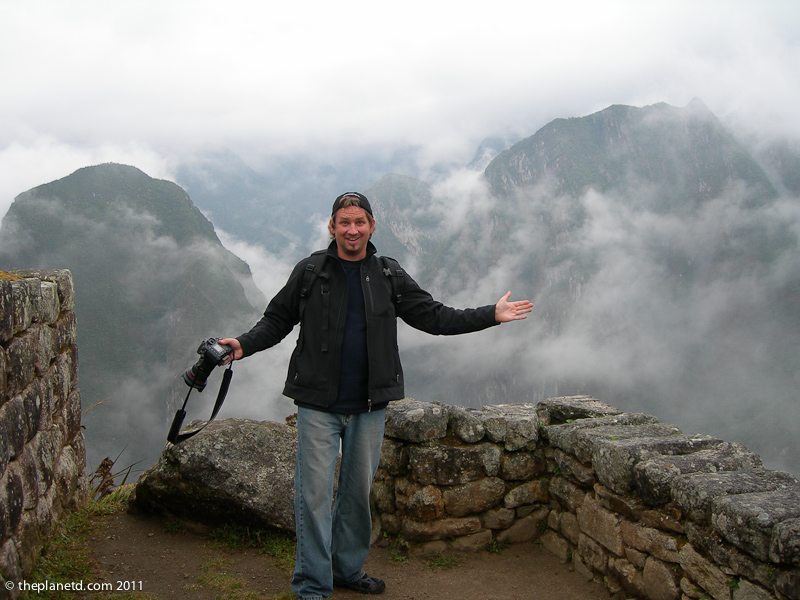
376,397,799,600
0,270,87,590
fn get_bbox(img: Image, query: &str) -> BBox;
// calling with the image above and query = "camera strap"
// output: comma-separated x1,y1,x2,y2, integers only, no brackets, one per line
167,363,234,444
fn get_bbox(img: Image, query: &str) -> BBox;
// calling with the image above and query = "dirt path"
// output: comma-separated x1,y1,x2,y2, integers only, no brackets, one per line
83,510,611,599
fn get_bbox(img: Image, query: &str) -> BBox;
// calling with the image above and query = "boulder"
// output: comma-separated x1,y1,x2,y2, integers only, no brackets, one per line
134,418,296,532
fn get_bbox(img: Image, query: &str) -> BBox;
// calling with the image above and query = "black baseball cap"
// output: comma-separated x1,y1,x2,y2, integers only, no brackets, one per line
332,192,373,217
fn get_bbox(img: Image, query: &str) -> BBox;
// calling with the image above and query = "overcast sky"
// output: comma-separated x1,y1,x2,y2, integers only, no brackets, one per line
1,1,799,219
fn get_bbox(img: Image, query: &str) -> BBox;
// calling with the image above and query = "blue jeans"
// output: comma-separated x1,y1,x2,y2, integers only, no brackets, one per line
291,406,386,600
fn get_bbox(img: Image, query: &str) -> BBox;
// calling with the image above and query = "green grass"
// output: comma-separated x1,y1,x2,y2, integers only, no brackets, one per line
208,523,296,575
424,552,463,570
196,557,262,600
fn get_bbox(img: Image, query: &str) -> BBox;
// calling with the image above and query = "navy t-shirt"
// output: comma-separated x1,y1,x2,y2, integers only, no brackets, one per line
332,257,369,413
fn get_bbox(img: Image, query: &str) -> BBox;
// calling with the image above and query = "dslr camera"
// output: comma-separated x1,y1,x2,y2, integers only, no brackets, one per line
182,337,232,391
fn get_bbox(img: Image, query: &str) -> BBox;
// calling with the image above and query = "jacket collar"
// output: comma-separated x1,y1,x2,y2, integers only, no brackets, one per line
325,240,378,261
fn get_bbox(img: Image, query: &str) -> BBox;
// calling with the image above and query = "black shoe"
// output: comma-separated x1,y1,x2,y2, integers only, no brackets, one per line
334,573,386,594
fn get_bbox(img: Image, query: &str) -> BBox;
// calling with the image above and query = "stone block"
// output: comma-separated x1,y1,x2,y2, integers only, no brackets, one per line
621,520,681,563
473,403,539,450
547,508,560,530
573,553,595,581
21,380,43,441
593,432,724,495
549,476,588,513
634,442,763,506
626,547,648,569
672,470,799,525
408,442,500,485
30,428,63,495
0,537,22,585
536,395,622,425
400,516,482,542
712,487,800,562
371,477,395,514
385,398,448,442
643,556,681,600
18,445,40,510
770,517,800,566
577,494,624,556
449,529,492,552
594,482,647,521
560,511,581,544
442,477,505,517
5,329,38,395
680,576,706,599
447,405,485,443
543,412,661,463
553,448,596,487
481,506,515,530
10,278,39,334
679,543,733,600
641,507,684,534
0,396,28,465
776,568,800,600
0,475,7,542
4,466,24,533
504,479,549,508
500,450,546,481
609,557,647,596
0,280,13,343
64,389,82,441
577,532,609,573
541,530,571,562
495,507,548,544
406,485,445,522
36,324,57,375
380,512,400,535
0,347,7,405
54,311,77,352
19,269,74,311
732,579,780,600
37,281,59,324
379,437,407,475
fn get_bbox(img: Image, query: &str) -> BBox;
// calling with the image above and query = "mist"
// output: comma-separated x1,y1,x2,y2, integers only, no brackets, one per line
384,174,799,474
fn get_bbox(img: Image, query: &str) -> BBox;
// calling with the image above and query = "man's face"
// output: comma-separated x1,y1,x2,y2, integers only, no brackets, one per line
329,205,376,261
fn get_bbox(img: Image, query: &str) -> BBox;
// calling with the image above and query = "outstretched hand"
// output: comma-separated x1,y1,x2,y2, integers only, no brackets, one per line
495,291,534,323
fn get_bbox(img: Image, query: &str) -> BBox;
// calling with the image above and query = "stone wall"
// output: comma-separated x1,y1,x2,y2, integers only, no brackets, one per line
375,397,799,600
0,270,87,589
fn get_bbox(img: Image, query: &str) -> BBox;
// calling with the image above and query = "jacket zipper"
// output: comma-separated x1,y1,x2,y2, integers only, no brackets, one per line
365,271,374,413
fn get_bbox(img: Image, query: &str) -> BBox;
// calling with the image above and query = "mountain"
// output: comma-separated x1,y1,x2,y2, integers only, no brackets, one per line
486,99,777,208
0,163,263,470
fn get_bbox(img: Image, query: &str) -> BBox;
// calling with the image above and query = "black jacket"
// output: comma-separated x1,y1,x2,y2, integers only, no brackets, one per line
236,241,499,410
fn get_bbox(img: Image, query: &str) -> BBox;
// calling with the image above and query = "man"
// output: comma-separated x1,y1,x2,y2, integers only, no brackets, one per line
221,192,533,600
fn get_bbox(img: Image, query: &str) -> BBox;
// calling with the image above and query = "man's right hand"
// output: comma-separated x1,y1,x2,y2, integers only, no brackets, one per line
218,338,244,363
